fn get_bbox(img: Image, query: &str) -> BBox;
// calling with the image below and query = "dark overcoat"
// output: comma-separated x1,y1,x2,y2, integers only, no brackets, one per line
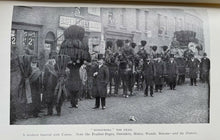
200,58,210,74
143,61,155,86
43,64,58,103
93,64,109,97
154,60,165,85
188,58,200,79
167,60,178,80
29,67,42,113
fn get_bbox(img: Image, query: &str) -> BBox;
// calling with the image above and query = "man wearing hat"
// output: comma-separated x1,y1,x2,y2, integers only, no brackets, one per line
167,54,178,90
43,53,58,115
188,54,200,86
143,55,155,97
92,54,109,110
154,54,165,92
151,45,158,59
200,52,210,84
29,56,43,117
120,40,135,98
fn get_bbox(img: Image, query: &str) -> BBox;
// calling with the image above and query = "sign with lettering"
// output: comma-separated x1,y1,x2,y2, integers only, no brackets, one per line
88,8,100,16
59,16,101,32
11,29,16,46
56,29,64,45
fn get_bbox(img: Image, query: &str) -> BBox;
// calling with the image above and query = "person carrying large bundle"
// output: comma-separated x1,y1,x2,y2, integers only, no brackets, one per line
16,55,35,119
59,25,91,109
43,53,70,116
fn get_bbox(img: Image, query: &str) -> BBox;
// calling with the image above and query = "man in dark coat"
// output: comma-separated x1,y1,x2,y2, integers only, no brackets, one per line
143,56,155,97
188,54,200,86
92,54,109,110
29,57,43,117
118,54,129,97
154,54,165,92
167,54,178,90
120,40,135,98
43,55,58,116
85,60,96,99
105,52,119,96
125,59,135,96
200,52,210,84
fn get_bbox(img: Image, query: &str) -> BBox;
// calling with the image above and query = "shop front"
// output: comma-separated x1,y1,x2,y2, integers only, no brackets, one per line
56,16,102,55
104,27,134,53
11,22,42,56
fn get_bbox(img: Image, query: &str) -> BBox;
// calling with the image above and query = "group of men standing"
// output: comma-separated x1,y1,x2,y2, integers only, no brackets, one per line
10,38,210,124
105,39,210,99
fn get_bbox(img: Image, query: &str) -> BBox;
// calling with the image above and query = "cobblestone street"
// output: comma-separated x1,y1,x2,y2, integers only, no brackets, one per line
15,80,209,125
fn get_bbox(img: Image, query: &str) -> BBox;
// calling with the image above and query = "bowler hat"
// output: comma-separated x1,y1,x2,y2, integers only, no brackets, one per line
170,54,175,58
131,42,136,48
31,56,38,63
97,54,104,60
125,39,130,44
152,46,157,51
49,51,57,59
141,40,147,46
162,45,168,51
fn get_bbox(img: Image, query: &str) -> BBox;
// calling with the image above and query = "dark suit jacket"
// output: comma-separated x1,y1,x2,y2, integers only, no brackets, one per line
93,64,109,97
143,61,155,85
167,60,178,79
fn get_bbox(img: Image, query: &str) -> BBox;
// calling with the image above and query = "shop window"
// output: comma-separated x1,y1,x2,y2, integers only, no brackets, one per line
23,30,37,54
11,29,17,47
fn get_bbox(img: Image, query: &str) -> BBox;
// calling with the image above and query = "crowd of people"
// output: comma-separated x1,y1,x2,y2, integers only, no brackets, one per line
10,39,210,124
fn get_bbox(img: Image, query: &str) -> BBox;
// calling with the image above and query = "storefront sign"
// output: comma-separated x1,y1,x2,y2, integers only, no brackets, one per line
11,29,16,47
23,30,37,51
88,8,100,16
59,16,101,32
56,29,64,46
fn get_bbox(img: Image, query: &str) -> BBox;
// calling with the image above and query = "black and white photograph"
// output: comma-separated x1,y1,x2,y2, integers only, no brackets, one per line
10,6,210,125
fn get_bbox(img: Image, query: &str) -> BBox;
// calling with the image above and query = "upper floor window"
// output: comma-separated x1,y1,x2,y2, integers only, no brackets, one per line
108,9,114,25
145,11,149,30
164,16,168,35
158,14,163,35
136,9,140,30
121,8,126,27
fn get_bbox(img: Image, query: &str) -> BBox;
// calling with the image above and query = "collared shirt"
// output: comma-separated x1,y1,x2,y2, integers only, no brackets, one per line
99,64,103,69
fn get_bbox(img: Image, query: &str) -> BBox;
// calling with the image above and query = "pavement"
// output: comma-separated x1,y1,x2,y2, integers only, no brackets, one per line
14,79,209,125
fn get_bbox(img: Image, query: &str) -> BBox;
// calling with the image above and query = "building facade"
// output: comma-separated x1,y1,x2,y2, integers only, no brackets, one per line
101,8,205,54
11,6,102,67
11,6,206,66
